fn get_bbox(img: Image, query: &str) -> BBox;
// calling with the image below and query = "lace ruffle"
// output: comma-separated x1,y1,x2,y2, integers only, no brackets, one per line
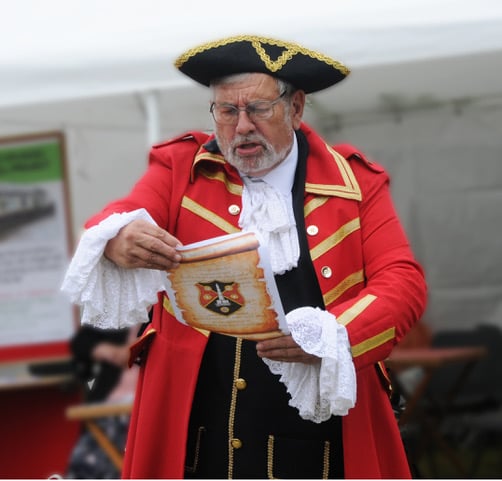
239,178,299,275
61,208,167,329
263,306,356,422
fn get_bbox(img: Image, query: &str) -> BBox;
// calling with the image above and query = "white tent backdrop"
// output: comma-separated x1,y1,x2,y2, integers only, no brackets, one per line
1,0,502,333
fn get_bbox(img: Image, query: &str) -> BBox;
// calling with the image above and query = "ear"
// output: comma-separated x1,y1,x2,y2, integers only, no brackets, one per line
290,90,305,129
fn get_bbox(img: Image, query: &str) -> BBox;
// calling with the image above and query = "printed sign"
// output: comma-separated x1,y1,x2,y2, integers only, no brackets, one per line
0,132,75,348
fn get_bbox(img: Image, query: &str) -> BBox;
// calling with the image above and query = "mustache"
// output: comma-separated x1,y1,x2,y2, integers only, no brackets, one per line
231,134,267,148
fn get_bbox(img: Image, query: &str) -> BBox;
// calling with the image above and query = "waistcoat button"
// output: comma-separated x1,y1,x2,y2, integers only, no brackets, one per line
231,438,243,449
235,378,247,390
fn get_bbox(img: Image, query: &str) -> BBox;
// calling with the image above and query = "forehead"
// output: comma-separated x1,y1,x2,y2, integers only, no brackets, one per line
212,73,279,101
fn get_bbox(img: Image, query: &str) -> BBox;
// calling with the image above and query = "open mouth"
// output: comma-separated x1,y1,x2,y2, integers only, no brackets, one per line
235,142,263,156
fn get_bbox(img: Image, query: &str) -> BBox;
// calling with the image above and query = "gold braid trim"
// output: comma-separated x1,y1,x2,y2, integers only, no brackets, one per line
323,270,364,306
304,196,329,217
175,35,350,76
228,338,243,479
267,435,275,479
322,441,331,480
337,294,377,326
305,145,362,200
197,167,243,196
351,327,396,358
266,436,331,479
310,217,360,261
181,197,240,234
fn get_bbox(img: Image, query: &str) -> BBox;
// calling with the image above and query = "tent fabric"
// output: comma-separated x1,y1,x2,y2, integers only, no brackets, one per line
1,0,502,109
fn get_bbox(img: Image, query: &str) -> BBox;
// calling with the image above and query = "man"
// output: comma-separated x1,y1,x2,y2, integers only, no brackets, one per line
62,35,427,478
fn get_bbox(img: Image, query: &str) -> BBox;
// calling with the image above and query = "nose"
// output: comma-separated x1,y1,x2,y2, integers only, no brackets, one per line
235,109,256,135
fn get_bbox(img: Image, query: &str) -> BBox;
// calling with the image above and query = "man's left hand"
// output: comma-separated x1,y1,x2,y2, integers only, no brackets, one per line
256,334,320,364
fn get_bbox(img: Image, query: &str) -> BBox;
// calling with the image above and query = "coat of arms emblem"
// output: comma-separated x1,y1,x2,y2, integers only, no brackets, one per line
196,280,244,315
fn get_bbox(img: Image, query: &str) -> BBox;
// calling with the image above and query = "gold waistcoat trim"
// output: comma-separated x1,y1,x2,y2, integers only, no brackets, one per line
184,426,206,473
228,338,243,479
337,294,377,326
310,217,360,261
322,440,331,479
351,326,396,358
181,196,240,234
323,269,364,306
266,435,331,479
267,435,275,479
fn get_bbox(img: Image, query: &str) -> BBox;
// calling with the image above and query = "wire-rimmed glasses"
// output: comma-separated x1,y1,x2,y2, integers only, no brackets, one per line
210,91,286,125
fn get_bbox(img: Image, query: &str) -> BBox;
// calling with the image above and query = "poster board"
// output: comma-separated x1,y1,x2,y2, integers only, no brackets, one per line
0,131,76,362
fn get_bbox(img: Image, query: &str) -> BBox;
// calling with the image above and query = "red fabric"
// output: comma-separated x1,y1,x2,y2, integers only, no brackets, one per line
86,124,427,479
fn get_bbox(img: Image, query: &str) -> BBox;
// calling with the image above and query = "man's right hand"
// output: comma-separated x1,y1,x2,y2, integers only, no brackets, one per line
104,219,182,270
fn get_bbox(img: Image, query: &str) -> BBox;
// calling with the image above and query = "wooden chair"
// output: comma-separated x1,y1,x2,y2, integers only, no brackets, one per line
65,400,133,471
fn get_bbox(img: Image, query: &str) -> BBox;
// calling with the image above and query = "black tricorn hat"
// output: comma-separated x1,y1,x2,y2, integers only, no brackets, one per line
174,35,350,94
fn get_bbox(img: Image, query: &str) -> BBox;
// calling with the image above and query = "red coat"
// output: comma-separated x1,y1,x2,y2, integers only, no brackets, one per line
87,123,427,478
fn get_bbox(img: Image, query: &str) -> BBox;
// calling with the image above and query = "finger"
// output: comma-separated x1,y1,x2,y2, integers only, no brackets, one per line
137,230,182,267
137,226,182,255
129,247,181,270
110,221,183,269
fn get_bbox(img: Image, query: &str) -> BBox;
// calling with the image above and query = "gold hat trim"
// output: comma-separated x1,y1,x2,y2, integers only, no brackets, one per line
175,35,350,76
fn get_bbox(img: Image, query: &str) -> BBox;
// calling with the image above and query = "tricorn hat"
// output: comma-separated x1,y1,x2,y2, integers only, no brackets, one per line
174,35,350,94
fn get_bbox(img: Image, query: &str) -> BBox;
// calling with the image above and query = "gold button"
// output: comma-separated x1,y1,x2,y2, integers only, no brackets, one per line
235,378,247,390
306,225,319,236
231,438,242,449
321,266,332,278
228,204,240,215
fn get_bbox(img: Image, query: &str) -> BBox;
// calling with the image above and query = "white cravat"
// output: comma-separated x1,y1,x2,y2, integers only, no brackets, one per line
239,177,299,275
238,135,299,275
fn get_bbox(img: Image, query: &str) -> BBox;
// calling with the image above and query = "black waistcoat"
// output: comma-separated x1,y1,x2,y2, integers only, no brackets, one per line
185,131,344,479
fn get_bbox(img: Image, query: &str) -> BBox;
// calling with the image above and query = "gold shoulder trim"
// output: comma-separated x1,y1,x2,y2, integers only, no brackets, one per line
191,151,226,182
175,35,350,76
306,145,362,200
310,217,360,261
351,327,396,359
198,167,243,196
323,270,365,306
181,197,240,234
337,294,377,326
194,151,225,164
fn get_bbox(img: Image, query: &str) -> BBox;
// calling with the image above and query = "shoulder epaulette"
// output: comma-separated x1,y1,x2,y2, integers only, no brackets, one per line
333,143,385,173
152,131,210,149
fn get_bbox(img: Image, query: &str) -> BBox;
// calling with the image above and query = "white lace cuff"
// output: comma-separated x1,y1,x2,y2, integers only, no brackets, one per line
263,306,356,423
61,208,168,329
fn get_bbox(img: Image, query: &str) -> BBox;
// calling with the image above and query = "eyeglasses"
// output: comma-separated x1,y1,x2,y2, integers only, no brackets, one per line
210,91,286,125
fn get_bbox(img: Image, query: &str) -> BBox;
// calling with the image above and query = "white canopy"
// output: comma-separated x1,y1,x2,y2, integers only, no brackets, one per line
1,0,502,334
1,0,502,111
